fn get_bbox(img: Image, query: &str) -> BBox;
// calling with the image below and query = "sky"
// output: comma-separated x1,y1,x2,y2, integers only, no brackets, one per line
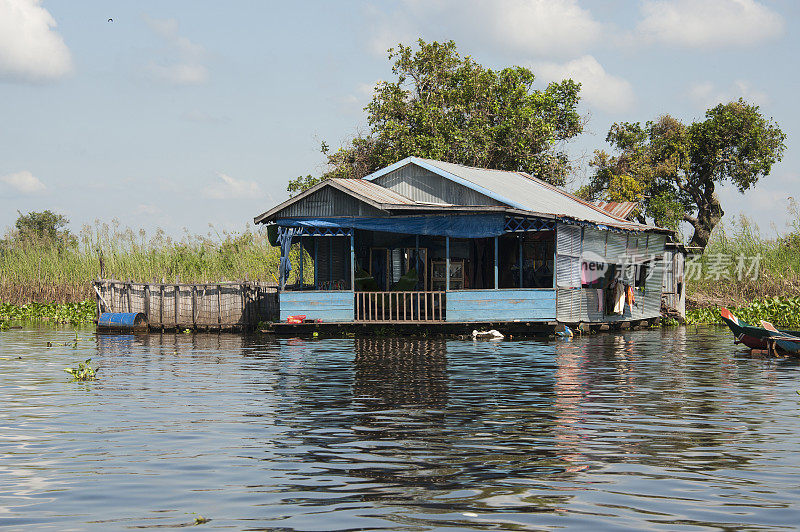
0,0,798,241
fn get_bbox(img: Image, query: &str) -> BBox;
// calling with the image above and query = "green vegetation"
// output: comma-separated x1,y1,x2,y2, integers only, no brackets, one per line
580,100,786,252
288,39,584,194
1,217,281,304
687,202,800,307
64,359,99,382
686,297,800,329
0,301,96,324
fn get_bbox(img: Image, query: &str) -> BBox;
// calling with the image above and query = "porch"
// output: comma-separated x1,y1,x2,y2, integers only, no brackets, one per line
275,215,558,324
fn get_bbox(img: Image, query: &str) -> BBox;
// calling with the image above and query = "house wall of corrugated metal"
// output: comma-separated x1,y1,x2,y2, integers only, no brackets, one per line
279,187,385,218
606,232,627,262
556,222,667,323
374,164,505,206
555,223,582,320
647,233,667,258
581,227,606,260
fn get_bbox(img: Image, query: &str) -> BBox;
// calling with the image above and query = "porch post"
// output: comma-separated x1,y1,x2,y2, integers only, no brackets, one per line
518,235,523,288
445,236,450,291
279,234,285,291
329,238,333,284
415,234,420,290
494,236,499,289
313,238,318,289
350,231,355,291
298,236,304,290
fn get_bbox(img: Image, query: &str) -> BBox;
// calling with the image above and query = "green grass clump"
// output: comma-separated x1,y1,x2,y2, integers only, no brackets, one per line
686,296,800,328
0,301,96,324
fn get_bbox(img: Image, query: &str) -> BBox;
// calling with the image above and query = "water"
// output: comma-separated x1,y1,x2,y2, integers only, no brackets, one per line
1,326,799,530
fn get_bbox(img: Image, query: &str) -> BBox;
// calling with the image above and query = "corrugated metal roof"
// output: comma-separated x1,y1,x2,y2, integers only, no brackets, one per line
413,158,641,227
593,201,638,220
330,178,419,205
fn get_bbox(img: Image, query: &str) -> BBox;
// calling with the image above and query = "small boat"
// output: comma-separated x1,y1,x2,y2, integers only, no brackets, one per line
720,308,800,354
760,320,800,355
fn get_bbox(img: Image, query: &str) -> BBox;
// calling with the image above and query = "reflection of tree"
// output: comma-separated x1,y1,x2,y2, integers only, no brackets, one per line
553,329,759,473
353,337,448,407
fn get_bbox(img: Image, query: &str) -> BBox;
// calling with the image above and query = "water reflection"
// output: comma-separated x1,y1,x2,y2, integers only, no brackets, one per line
1,327,799,530
353,337,448,407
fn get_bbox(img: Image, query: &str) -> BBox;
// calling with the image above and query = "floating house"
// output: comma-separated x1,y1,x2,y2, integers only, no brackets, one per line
254,157,675,329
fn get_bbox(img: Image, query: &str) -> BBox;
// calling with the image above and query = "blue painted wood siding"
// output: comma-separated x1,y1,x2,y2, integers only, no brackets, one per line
279,291,354,322
446,289,556,322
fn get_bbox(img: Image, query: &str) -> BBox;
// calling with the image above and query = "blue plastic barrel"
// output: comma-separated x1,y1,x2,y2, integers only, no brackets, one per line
97,312,148,331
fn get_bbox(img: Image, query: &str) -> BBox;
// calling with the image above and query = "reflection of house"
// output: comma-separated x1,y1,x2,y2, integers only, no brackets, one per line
254,157,674,326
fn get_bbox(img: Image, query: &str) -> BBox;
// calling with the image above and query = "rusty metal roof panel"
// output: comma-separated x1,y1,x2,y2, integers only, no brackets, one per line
594,201,638,220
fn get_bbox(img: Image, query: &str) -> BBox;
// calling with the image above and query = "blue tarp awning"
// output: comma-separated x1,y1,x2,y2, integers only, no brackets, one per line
275,214,505,239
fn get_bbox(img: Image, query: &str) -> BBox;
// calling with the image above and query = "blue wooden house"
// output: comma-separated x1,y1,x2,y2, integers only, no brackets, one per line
254,157,673,327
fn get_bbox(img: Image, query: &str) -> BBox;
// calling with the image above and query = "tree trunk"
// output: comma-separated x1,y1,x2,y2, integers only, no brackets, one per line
687,190,724,252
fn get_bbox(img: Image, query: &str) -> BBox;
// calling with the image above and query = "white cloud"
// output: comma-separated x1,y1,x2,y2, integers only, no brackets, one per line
0,0,72,82
367,0,602,58
688,80,769,109
202,173,261,200
1,170,46,194
533,56,635,113
636,0,784,48
143,15,208,86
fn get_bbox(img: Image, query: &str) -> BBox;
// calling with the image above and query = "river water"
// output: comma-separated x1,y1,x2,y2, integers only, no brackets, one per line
1,326,799,530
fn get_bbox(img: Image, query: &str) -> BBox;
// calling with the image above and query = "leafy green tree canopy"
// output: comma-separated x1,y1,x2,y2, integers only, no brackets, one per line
12,210,74,246
288,39,583,195
580,99,786,251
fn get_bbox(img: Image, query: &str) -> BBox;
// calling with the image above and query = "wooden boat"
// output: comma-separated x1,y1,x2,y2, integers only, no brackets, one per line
760,320,800,355
719,308,800,352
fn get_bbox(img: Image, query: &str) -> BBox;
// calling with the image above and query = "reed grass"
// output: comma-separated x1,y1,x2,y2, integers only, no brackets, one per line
687,199,800,307
0,221,283,304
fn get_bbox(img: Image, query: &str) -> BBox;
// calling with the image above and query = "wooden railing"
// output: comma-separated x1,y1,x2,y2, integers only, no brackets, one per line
355,291,445,322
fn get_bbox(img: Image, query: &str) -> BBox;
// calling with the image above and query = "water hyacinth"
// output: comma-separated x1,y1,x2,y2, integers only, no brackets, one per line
686,296,800,328
0,301,96,325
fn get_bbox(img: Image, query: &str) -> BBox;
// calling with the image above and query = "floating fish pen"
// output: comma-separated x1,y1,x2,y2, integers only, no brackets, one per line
92,279,278,331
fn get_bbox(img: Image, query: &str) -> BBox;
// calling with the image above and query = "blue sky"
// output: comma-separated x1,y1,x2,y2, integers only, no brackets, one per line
0,0,797,240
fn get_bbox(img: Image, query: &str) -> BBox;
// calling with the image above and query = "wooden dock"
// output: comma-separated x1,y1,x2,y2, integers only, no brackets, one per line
93,279,278,331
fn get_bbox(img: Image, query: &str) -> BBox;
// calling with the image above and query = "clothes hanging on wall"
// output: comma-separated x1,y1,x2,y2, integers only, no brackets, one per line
626,285,635,306
597,289,604,313
606,280,625,315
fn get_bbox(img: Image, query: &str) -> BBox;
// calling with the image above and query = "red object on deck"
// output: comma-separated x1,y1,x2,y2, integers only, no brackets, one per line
287,315,306,324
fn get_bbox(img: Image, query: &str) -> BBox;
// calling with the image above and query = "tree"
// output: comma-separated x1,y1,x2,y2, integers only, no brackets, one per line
580,100,786,251
289,39,583,194
12,210,74,246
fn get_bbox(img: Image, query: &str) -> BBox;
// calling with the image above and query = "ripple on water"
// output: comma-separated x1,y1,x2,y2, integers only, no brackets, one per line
0,325,799,530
